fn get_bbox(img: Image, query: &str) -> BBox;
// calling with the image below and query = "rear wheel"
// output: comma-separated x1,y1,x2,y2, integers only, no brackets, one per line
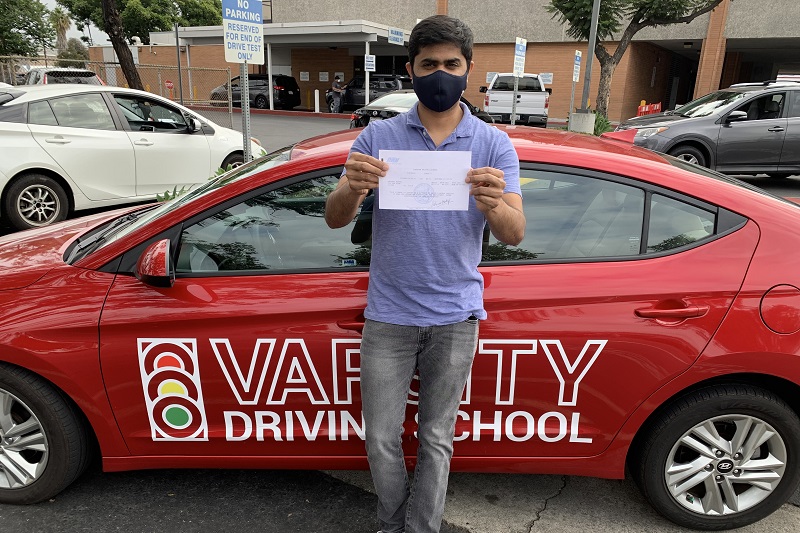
0,364,91,504
3,174,68,231
668,145,708,168
631,384,800,530
254,95,268,109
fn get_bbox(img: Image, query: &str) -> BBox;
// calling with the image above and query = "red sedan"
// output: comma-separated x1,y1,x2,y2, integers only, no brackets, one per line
1,126,799,530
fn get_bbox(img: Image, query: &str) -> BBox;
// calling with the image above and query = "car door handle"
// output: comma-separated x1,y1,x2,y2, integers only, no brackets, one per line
45,136,70,144
134,139,154,146
635,305,710,319
768,126,785,132
337,320,365,333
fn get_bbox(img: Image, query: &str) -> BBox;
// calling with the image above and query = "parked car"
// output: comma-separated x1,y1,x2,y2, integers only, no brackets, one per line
0,84,261,231
479,73,550,126
614,79,800,177
22,67,105,86
2,125,800,531
210,74,301,110
348,89,494,127
325,73,413,113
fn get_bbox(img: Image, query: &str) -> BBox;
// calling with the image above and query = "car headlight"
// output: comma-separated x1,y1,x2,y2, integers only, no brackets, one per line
634,127,669,140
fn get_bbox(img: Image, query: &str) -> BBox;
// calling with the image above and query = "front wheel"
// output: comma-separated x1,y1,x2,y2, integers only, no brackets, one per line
254,95,268,109
221,153,245,170
668,145,708,168
3,174,69,231
631,384,800,530
0,364,91,504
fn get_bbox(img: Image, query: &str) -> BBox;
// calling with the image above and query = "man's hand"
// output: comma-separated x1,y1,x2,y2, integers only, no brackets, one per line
344,152,388,195
466,167,506,214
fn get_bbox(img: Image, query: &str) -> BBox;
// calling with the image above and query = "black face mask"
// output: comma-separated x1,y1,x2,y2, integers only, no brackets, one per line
412,69,468,113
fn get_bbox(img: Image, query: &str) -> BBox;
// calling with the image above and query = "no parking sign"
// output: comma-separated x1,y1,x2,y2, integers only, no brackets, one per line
223,0,264,64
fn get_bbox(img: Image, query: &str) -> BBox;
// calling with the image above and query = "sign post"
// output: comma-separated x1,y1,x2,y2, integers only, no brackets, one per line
569,50,582,127
223,0,264,162
511,37,527,126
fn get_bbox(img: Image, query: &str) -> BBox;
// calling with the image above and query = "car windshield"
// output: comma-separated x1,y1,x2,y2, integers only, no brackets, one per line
46,71,102,85
671,90,747,117
369,92,419,108
70,145,295,262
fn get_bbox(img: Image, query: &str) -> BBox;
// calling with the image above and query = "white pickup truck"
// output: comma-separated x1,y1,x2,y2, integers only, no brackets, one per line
480,73,550,127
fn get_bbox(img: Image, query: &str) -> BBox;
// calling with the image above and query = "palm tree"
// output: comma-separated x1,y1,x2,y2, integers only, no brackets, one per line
50,7,71,53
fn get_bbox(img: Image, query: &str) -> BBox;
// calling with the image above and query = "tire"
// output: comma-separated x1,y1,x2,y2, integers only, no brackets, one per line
767,173,793,179
254,95,267,109
0,363,91,504
221,153,245,170
630,384,800,530
668,145,708,168
3,174,68,231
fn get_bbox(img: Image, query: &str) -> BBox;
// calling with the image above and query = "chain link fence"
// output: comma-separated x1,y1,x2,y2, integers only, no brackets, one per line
0,56,234,129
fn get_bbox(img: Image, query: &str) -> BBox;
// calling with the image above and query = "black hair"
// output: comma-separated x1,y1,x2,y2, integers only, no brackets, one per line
408,15,474,67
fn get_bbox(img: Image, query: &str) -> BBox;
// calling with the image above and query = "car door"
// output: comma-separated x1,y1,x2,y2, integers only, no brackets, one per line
98,170,374,457
26,93,137,200
229,77,242,106
344,76,365,108
716,93,787,173
111,93,212,197
454,168,758,458
778,90,800,172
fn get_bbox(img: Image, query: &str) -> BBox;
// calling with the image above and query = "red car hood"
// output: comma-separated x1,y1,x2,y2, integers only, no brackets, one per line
0,207,140,291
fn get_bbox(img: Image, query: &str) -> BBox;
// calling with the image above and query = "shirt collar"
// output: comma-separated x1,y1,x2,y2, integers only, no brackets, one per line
405,101,475,138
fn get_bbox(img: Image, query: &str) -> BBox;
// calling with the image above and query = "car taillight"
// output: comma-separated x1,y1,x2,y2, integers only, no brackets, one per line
273,85,284,90
350,114,357,121
545,94,550,109
42,76,47,85
484,94,489,108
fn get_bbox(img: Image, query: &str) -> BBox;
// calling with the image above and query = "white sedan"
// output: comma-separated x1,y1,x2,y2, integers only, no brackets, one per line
0,85,261,230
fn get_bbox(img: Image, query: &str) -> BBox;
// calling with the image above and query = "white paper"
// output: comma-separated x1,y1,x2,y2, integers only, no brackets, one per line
378,150,472,211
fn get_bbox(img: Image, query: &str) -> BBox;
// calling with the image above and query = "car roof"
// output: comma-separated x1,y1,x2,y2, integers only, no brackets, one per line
1,84,178,105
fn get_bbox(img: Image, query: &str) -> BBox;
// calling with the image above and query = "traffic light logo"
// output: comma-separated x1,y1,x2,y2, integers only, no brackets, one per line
138,339,208,441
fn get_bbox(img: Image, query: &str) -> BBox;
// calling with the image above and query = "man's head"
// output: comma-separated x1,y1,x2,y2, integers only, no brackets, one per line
334,75,341,82
407,15,473,68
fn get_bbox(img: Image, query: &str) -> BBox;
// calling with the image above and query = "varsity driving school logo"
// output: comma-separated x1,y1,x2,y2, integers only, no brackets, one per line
138,339,208,441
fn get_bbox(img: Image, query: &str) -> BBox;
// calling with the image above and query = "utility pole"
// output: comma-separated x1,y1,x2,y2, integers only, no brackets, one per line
579,0,601,111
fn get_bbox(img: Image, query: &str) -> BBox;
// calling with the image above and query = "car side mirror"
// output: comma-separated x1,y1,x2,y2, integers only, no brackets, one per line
136,239,175,288
725,110,748,123
186,117,200,132
479,86,487,93
545,88,552,95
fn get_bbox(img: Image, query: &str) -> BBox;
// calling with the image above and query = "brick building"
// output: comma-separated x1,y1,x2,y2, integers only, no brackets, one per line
89,0,800,122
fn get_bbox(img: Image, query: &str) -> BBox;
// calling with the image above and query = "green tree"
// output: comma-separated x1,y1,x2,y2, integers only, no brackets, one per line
0,0,54,56
57,38,90,67
548,0,726,118
57,0,222,45
50,7,72,52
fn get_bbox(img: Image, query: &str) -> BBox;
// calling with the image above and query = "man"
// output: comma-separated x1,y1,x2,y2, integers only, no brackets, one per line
324,15,525,533
331,75,346,113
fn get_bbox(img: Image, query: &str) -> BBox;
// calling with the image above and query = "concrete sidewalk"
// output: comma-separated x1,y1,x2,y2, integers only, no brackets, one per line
329,471,800,532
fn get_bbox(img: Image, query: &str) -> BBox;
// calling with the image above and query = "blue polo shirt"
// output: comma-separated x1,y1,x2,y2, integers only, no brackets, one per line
350,102,521,327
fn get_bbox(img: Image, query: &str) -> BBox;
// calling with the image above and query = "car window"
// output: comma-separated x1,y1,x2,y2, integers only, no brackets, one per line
492,76,515,91
45,71,102,85
113,95,187,132
49,93,116,130
176,174,370,274
789,91,800,118
736,93,785,121
28,100,58,126
517,77,543,92
348,77,364,90
675,90,747,118
482,171,645,261
647,195,714,252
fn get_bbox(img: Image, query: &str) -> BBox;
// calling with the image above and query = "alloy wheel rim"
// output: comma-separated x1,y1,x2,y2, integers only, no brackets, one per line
16,185,61,226
677,154,699,165
0,388,48,489
665,414,786,516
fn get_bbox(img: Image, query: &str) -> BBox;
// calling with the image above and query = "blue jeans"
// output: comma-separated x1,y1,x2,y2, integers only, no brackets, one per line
360,318,479,533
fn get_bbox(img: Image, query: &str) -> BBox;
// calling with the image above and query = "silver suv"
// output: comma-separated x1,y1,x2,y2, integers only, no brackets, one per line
615,80,800,178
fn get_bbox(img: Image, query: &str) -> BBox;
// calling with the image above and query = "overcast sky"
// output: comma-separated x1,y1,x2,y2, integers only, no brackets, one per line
41,0,110,45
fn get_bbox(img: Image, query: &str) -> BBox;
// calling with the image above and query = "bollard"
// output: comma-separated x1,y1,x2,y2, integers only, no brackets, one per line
314,89,320,113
